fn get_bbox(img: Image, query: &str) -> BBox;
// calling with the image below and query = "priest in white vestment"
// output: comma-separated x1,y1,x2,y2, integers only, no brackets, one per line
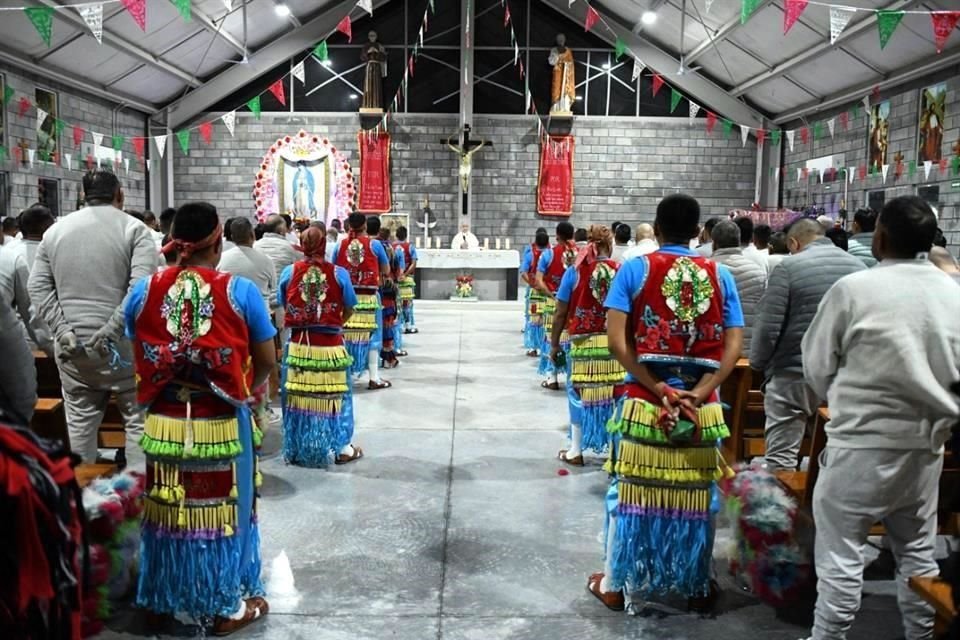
450,223,480,250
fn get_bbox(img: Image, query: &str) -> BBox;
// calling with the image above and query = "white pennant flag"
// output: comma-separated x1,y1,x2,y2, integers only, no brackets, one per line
827,117,836,139
36,108,47,132
924,160,933,180
222,0,232,9
123,158,130,175
64,153,72,170
92,132,103,149
689,102,700,121
221,111,236,137
78,4,103,44
525,90,531,113
705,0,715,12
848,166,856,184
358,0,373,15
829,6,855,45
569,0,574,6
819,168,826,183
155,134,168,159
632,59,644,82
27,149,35,167
881,163,889,183
514,42,519,65
774,167,780,186
796,168,802,183
144,158,151,174
292,61,305,84
740,125,750,147
419,27,424,47
861,96,870,115
786,129,795,152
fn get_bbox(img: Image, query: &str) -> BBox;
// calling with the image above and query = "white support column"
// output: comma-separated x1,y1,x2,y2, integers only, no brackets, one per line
459,0,475,223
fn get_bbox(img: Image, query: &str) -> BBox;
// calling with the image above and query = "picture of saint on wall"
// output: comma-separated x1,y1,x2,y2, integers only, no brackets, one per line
868,100,890,171
918,83,946,164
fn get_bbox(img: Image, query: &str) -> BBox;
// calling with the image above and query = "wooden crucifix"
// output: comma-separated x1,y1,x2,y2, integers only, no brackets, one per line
440,124,492,216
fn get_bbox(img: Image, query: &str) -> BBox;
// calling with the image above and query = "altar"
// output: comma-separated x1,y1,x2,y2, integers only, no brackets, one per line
415,249,521,301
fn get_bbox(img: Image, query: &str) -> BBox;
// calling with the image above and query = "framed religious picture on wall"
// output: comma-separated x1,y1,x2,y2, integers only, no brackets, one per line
35,86,59,163
867,100,890,171
918,83,946,164
380,213,409,241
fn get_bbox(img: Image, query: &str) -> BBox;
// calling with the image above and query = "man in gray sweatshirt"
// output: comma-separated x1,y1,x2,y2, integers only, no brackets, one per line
802,196,960,640
846,208,877,268
750,219,865,470
28,170,156,463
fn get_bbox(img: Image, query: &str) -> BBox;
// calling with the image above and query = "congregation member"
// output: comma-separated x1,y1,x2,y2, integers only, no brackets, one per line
929,246,960,284
2,215,21,248
158,207,176,250
334,213,392,390
826,227,849,251
574,227,589,248
752,224,772,257
124,201,275,634
218,217,277,313
221,217,238,253
696,217,720,257
750,218,865,471
374,221,404,368
708,221,766,356
802,196,960,640
521,228,549,357
393,226,419,334
766,231,789,272
0,293,37,424
610,223,632,263
587,194,743,612
622,222,658,260
325,224,340,263
549,225,624,465
278,226,362,466
735,217,769,276
28,170,154,463
0,228,53,356
142,211,163,246
281,214,298,245
254,214,299,283
535,221,577,390
5,205,54,270
847,208,878,267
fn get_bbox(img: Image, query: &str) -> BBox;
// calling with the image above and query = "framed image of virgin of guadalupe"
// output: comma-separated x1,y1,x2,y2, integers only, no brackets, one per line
918,83,946,164
867,101,890,171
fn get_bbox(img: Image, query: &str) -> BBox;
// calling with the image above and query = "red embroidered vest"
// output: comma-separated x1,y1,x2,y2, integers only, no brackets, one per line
527,243,544,280
284,260,347,331
567,258,619,336
394,241,413,268
632,252,725,368
336,234,380,293
133,267,252,406
545,241,577,293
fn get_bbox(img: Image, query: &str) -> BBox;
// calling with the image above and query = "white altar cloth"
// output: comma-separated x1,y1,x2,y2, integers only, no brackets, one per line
416,249,520,269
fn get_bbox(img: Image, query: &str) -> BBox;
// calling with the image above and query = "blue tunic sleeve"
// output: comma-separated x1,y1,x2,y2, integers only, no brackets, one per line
231,276,277,343
536,249,553,275
277,264,294,309
124,276,150,340
556,268,577,303
409,245,419,261
715,264,745,328
604,257,648,314
336,267,358,308
371,240,389,266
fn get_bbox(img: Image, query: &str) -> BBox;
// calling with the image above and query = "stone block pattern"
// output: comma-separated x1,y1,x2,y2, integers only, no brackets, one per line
0,67,148,216
781,75,959,250
173,113,757,247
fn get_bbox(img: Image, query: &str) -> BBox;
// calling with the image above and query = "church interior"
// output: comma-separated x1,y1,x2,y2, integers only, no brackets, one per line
2,0,960,638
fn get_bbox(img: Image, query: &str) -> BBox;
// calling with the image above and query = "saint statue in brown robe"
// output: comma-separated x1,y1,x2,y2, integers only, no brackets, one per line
548,33,575,114
360,30,387,111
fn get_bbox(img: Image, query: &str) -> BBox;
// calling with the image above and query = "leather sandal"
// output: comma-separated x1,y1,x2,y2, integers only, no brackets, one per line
335,445,364,465
212,596,269,636
586,573,625,611
558,449,585,467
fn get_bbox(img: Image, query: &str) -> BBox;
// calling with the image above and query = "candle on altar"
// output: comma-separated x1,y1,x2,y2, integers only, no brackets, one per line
483,238,489,250
415,237,422,248
505,238,511,249
495,238,501,250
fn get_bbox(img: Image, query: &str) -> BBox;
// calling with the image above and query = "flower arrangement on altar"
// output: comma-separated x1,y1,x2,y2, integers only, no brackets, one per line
454,274,474,298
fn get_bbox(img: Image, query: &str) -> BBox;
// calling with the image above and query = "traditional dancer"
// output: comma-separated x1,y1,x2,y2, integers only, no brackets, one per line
278,227,363,467
374,221,405,367
124,202,276,633
393,226,419,334
535,222,577,390
586,194,743,612
550,225,624,465
333,213,392,390
522,228,549,357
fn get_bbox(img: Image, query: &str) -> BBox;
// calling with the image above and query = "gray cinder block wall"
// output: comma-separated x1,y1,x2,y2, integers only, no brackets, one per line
173,112,757,247
781,74,958,249
0,67,148,215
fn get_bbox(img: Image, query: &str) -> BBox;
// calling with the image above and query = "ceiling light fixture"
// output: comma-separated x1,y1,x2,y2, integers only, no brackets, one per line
322,59,333,67
274,3,291,17
641,10,657,25
349,94,358,100
575,95,583,101
602,62,611,70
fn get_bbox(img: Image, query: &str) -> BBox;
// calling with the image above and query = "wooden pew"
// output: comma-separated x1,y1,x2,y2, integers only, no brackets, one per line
74,463,117,488
908,576,955,636
31,397,68,443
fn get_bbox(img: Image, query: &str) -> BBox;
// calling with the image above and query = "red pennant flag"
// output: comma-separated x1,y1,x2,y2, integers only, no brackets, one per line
838,111,848,130
504,5,511,27
858,165,866,180
757,129,767,145
939,157,949,173
871,85,881,102
800,127,809,145
121,0,146,31
86,154,94,170
14,147,22,165
52,151,59,166
132,137,145,160
931,12,960,53
268,79,286,106
518,60,525,76
199,122,213,145
706,111,717,134
895,162,904,178
783,0,809,34
408,56,415,77
18,97,31,118
801,167,809,179
652,74,665,97
584,6,599,31
73,126,84,146
336,15,352,42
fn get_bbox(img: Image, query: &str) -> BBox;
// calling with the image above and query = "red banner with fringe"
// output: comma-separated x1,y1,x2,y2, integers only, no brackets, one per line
357,131,391,213
537,135,574,217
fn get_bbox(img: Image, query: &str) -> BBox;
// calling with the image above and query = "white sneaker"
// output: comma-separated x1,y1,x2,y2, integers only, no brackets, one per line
269,407,282,425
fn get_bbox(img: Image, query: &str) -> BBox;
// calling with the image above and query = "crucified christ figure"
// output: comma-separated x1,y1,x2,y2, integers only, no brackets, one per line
447,131,487,194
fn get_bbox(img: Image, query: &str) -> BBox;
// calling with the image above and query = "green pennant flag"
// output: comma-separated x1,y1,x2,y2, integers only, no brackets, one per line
876,10,904,50
247,96,261,119
953,155,960,176
2,86,14,106
0,146,7,161
313,41,329,63
170,0,192,22
38,150,50,163
771,129,781,146
812,121,822,141
908,160,916,177
24,7,55,47
112,135,124,152
722,119,734,138
741,0,761,24
851,104,860,120
429,0,434,13
176,130,191,155
614,38,627,61
670,88,682,114
54,118,66,136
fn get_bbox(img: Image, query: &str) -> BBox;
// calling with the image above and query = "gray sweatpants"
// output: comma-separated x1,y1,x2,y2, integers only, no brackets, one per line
763,371,819,470
813,446,941,640
56,339,144,463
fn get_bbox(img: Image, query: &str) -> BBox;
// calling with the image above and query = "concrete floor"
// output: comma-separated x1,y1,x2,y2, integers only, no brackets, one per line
98,301,907,640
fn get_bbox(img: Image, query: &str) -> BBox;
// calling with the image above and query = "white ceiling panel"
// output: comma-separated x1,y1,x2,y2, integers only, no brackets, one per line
109,65,188,105
43,40,144,84
745,75,811,114
4,10,82,57
727,3,822,67
161,33,241,76
102,0,199,54
218,1,293,51
691,39,768,87
786,49,878,96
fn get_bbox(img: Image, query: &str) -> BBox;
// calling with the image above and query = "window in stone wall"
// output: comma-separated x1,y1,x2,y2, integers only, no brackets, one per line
34,87,59,163
37,178,60,218
867,189,885,213
918,184,941,216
